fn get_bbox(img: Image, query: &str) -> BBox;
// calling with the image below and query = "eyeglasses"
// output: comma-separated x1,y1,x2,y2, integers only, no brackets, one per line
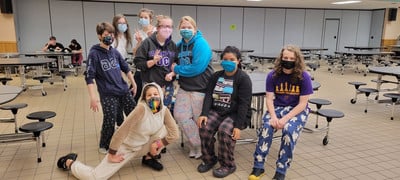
158,25,173,29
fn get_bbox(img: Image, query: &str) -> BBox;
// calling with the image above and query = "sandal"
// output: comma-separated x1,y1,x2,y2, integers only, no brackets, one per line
57,153,78,171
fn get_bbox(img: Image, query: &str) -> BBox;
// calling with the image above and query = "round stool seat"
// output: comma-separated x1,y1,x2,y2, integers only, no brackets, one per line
383,93,400,100
358,88,378,94
32,76,50,81
0,77,12,85
0,103,28,110
308,98,332,106
317,109,344,119
348,82,367,90
348,81,367,86
27,111,56,121
19,122,53,134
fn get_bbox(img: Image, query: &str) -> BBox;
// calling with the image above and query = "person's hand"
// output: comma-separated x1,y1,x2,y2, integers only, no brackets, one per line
134,29,143,43
231,128,241,140
55,47,62,52
197,116,208,128
276,119,287,130
150,140,163,156
165,72,175,81
90,97,100,112
130,85,137,96
108,153,125,163
153,49,161,64
269,116,279,129
170,63,176,72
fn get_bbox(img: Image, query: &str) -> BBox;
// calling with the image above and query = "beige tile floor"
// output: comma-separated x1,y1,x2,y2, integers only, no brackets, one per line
0,61,400,180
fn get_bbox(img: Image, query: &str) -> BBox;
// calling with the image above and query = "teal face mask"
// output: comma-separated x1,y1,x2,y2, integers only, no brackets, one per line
221,60,237,72
180,29,194,40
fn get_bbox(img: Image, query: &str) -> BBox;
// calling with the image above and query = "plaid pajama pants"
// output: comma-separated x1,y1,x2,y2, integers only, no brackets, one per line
199,110,236,169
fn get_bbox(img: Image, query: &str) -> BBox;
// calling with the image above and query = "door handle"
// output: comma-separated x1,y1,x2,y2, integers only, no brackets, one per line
334,36,336,39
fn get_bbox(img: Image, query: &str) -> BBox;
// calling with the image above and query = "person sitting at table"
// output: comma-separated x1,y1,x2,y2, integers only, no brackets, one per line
57,82,180,179
42,36,64,52
67,39,83,66
196,46,252,178
248,45,313,180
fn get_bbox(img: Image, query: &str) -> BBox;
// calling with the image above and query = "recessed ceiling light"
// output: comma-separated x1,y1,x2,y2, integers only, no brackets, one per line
247,0,262,2
332,1,362,5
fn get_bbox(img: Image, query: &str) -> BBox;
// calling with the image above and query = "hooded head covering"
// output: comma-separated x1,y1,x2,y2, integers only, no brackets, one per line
138,82,164,110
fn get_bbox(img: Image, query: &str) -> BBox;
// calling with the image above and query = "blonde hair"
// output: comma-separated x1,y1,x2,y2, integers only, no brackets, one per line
178,16,197,30
138,8,154,21
155,15,173,27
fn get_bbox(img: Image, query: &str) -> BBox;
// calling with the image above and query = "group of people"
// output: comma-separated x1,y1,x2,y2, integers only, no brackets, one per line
55,7,313,180
42,36,84,66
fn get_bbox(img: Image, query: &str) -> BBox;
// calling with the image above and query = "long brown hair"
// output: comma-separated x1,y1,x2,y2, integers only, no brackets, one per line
112,14,132,48
273,45,305,81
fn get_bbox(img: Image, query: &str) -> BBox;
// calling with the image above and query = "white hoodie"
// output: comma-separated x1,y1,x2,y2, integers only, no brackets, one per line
108,82,179,154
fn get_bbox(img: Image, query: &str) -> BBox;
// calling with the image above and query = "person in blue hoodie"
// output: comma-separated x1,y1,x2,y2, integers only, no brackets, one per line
169,16,214,159
85,22,137,155
134,15,178,108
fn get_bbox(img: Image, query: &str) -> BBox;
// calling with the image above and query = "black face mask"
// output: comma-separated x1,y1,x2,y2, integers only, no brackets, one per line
102,36,114,46
281,60,295,69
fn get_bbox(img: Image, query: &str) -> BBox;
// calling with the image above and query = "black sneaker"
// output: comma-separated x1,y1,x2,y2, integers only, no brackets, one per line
213,166,236,178
161,147,167,153
248,168,265,180
272,172,285,180
142,156,163,171
197,159,218,173
57,153,78,171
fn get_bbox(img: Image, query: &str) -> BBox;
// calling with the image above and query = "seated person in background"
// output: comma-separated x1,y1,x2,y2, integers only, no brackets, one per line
42,36,64,52
57,82,179,179
197,46,252,178
248,45,313,180
68,39,83,66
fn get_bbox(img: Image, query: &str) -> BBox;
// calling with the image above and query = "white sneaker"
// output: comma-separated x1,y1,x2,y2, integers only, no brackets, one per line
194,146,202,159
98,148,107,154
189,146,202,159
189,148,196,158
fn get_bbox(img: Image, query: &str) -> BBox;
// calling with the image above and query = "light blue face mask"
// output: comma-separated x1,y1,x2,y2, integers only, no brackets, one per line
139,18,150,26
118,24,127,33
180,29,194,40
221,60,237,72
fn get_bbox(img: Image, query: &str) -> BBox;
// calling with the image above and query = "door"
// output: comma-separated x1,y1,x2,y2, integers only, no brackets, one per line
323,19,340,55
369,10,384,47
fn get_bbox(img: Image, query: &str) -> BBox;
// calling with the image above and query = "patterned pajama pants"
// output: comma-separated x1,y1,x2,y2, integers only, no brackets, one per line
199,110,236,169
99,93,136,149
253,106,309,175
173,89,204,148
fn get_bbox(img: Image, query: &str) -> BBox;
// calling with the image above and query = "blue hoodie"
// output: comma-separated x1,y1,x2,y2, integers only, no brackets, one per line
174,30,214,92
85,44,131,96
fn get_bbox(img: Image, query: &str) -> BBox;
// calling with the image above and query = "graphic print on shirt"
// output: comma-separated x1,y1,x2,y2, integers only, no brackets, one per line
212,77,234,110
100,57,119,71
178,50,192,65
275,81,300,100
149,50,176,67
